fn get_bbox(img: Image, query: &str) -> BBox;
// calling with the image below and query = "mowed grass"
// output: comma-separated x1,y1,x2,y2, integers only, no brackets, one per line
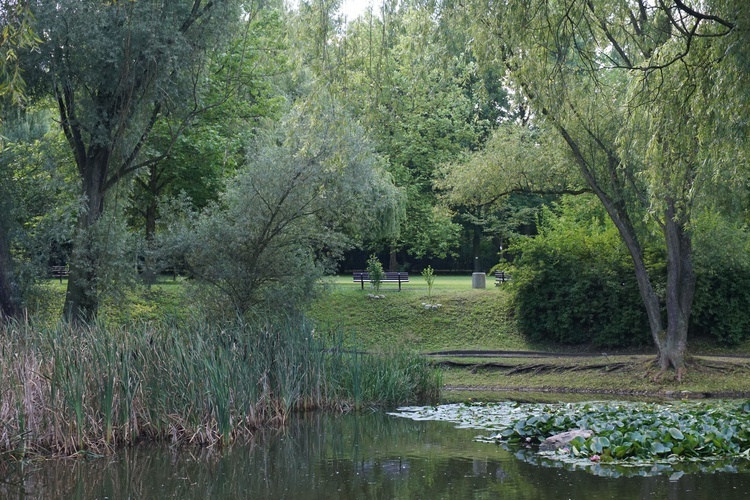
310,275,532,352
312,274,750,396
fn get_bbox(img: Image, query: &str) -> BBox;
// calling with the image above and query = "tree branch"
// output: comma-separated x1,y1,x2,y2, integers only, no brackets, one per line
674,0,734,30
181,0,215,33
54,80,87,176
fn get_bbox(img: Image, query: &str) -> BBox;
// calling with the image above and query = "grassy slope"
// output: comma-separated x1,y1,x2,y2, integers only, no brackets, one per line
310,276,530,352
310,275,750,397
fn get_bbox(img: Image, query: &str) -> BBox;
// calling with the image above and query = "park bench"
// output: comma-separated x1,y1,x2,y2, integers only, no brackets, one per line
353,271,409,291
51,265,69,283
494,270,511,285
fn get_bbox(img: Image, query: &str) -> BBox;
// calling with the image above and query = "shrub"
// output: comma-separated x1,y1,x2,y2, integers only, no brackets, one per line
366,254,385,293
163,95,400,318
690,212,750,345
510,196,651,348
421,265,435,298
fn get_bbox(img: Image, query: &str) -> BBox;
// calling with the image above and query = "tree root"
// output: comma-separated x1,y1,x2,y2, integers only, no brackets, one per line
436,355,747,382
433,360,633,375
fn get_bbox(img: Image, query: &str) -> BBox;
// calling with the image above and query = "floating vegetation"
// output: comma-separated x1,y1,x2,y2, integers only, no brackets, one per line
390,400,750,477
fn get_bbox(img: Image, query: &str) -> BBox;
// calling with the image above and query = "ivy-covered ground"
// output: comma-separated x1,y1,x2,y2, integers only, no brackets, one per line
390,400,750,478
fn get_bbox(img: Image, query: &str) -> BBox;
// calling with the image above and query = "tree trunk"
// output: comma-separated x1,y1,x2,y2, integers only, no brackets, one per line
658,200,695,378
142,165,159,287
389,248,398,272
0,221,20,320
63,149,109,323
555,124,667,352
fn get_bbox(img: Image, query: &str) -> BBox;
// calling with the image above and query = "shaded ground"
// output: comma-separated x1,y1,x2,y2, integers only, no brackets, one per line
428,350,750,399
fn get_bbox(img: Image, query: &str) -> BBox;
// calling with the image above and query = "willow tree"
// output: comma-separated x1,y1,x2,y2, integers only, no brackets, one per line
0,0,39,319
23,0,259,322
181,93,401,316
463,0,748,378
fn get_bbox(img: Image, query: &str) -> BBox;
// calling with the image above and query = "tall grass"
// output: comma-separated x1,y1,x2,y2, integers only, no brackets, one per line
0,316,440,457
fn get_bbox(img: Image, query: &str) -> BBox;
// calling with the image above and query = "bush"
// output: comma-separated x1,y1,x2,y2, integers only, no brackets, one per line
510,196,651,348
690,212,750,345
163,95,400,318
690,266,750,345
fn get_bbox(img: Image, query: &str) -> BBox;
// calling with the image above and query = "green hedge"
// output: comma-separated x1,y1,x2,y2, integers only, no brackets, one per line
509,197,651,348
510,199,750,348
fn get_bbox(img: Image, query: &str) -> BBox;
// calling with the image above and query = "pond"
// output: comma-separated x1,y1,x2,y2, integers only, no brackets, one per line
3,402,750,499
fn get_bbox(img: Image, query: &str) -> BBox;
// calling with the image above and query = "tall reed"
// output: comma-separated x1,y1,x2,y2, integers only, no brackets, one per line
0,315,440,457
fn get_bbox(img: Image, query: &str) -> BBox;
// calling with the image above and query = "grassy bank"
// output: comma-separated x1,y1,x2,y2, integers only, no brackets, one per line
310,275,750,397
310,276,531,351
16,272,750,458
0,317,440,458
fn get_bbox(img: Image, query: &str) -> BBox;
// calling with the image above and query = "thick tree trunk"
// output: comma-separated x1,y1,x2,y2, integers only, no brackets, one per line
63,150,109,323
0,222,20,319
658,200,695,378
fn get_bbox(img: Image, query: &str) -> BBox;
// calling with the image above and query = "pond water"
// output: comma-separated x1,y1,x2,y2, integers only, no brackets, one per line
4,407,750,499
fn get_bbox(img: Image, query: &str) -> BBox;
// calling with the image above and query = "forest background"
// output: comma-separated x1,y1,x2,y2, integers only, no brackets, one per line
1,0,749,378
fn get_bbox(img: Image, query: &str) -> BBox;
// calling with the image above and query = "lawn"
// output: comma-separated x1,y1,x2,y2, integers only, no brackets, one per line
323,273,486,292
311,274,750,397
310,274,532,352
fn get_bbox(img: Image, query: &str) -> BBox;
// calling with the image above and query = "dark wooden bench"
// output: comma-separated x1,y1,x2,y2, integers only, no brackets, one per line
51,265,69,283
494,270,511,285
353,271,409,291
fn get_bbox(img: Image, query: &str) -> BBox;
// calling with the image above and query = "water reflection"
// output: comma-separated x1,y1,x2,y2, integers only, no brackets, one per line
3,411,750,499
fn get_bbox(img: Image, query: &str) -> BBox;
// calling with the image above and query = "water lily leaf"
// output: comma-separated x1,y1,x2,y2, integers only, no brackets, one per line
570,436,586,447
651,442,667,455
613,445,628,458
669,428,684,440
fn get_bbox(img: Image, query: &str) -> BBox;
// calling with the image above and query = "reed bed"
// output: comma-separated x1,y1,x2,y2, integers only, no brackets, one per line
0,317,440,458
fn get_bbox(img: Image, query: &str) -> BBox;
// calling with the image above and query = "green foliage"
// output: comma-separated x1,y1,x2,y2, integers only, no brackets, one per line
0,109,77,315
329,342,441,410
0,0,40,105
462,0,750,367
21,0,260,321
498,400,750,462
395,399,750,474
366,254,385,293
293,1,506,262
170,93,400,317
421,265,435,298
437,125,580,208
690,212,750,345
511,196,651,347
